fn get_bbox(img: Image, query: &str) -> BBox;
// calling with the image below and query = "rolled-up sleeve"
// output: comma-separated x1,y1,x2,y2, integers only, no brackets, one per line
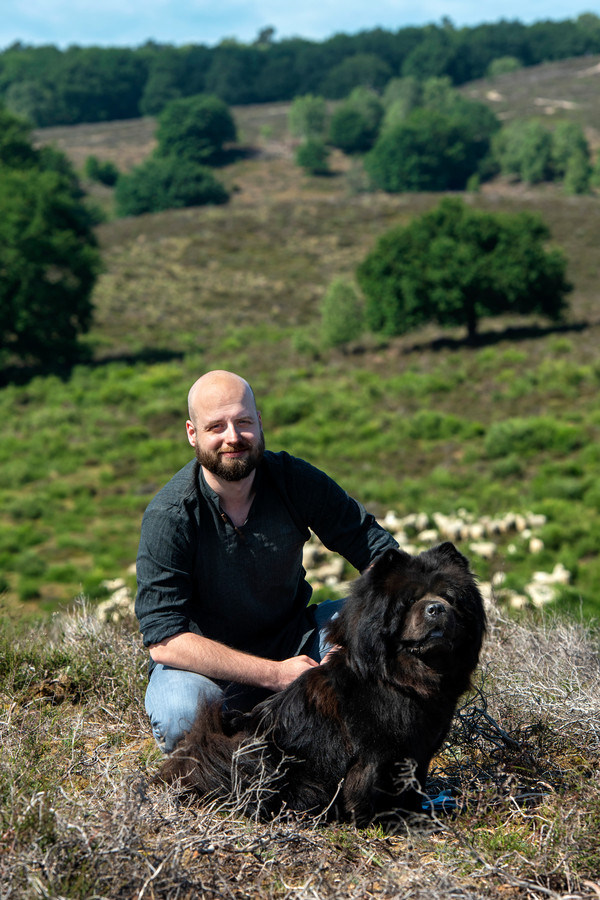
135,500,198,647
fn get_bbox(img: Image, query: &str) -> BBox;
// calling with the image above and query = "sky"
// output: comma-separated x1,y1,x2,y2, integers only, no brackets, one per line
0,0,594,51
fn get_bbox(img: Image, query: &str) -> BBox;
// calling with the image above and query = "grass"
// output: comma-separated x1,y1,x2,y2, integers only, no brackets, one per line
2,602,600,898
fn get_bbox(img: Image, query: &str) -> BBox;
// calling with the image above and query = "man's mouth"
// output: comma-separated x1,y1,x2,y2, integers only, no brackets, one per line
220,445,250,458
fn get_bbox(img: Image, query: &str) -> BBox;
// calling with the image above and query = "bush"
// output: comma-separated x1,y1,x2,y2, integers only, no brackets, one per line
484,417,585,459
84,155,119,186
115,157,229,216
288,95,327,139
320,279,364,347
329,106,374,154
493,119,554,184
486,56,522,77
295,139,330,175
155,94,237,165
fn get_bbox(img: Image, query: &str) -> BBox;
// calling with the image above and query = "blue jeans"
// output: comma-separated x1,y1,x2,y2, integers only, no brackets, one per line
145,597,344,753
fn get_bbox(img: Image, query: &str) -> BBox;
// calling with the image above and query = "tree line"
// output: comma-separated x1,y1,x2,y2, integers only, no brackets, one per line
2,14,600,126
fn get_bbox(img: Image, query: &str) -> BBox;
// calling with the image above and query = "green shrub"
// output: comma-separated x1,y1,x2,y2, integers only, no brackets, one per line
84,154,119,186
295,139,330,175
155,94,236,165
288,95,327,139
320,279,364,347
484,417,585,459
115,157,229,216
329,106,374,154
408,410,482,441
486,56,522,77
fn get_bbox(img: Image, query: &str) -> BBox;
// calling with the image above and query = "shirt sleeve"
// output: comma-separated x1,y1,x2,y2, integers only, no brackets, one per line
134,499,198,647
274,453,398,572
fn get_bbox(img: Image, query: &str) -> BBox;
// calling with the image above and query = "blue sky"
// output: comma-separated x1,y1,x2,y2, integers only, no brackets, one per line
0,0,593,50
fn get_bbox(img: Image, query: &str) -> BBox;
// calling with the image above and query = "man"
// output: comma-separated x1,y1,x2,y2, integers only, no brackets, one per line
136,370,398,752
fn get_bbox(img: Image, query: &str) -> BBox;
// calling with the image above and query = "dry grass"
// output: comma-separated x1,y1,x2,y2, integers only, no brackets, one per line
2,601,600,899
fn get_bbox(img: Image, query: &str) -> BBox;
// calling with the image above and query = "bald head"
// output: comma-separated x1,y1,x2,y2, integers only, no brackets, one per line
187,370,257,426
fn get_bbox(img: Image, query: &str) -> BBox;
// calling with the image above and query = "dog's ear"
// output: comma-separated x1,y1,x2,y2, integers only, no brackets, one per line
428,542,471,570
329,549,409,679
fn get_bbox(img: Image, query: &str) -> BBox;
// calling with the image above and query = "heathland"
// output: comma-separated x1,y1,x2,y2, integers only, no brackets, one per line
2,53,598,622
1,55,600,899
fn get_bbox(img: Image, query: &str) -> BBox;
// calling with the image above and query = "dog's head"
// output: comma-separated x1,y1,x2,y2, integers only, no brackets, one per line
327,543,486,691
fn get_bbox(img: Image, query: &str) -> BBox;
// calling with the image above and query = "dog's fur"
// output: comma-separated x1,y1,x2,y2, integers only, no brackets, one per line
157,543,486,826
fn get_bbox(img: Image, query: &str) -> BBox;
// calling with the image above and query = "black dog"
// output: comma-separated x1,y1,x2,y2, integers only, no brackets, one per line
157,543,486,827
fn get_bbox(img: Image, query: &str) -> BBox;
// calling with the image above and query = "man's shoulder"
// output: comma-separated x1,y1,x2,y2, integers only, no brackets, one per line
145,459,198,513
263,450,320,476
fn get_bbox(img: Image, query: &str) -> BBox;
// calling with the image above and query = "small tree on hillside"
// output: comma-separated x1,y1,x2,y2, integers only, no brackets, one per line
295,138,330,175
356,198,571,342
288,95,327,140
328,87,383,154
493,119,554,184
155,94,237,165
320,279,364,347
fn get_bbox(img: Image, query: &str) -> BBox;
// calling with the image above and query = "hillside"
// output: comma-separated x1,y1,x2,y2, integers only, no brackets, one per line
2,54,598,624
2,55,600,900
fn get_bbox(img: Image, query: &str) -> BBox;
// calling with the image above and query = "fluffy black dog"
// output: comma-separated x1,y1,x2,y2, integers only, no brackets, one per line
157,542,486,827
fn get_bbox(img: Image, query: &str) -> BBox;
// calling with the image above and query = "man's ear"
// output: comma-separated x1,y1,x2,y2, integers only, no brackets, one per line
186,419,197,447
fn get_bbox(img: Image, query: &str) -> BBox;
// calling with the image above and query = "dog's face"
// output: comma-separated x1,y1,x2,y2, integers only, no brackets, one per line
329,543,486,689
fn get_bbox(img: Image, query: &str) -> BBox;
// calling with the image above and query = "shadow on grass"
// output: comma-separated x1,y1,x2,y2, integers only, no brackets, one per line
0,346,185,388
403,319,591,355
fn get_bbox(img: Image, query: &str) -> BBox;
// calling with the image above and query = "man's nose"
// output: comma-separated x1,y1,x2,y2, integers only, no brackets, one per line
223,422,242,443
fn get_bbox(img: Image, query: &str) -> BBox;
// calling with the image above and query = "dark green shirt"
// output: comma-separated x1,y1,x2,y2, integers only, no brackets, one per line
135,451,397,669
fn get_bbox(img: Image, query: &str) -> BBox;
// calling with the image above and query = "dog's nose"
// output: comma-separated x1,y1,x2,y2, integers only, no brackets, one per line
425,601,446,620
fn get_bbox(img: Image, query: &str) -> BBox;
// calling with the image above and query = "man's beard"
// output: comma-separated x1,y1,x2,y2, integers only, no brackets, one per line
195,432,265,482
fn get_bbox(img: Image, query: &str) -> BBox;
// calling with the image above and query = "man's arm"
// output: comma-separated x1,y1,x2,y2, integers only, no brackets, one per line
149,631,318,692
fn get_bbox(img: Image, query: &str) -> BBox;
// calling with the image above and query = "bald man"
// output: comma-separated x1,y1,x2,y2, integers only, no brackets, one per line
136,370,398,752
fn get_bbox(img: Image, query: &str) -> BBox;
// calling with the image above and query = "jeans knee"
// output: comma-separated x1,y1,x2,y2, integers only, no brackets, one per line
144,664,224,754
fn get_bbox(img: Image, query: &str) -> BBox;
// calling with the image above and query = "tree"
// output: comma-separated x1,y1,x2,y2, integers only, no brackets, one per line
328,87,383,154
0,109,101,365
493,120,553,184
155,94,237,166
564,148,591,195
486,56,522,78
288,95,327,139
84,155,119,186
552,121,590,181
115,156,229,216
329,106,374,154
320,279,364,347
356,198,571,342
321,53,392,99
364,100,499,192
295,139,330,175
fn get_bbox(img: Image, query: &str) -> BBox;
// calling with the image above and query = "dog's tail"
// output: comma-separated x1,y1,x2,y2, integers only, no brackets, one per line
154,702,284,817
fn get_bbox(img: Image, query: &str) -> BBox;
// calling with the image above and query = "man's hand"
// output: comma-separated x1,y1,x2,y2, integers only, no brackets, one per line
268,655,319,692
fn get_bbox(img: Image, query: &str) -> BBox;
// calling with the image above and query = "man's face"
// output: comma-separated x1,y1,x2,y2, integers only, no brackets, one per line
187,382,264,482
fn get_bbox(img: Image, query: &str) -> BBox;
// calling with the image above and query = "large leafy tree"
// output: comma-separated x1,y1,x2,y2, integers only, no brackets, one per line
356,198,571,342
0,108,101,366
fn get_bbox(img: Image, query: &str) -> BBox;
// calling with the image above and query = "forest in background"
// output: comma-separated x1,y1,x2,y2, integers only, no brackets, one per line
2,14,600,126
